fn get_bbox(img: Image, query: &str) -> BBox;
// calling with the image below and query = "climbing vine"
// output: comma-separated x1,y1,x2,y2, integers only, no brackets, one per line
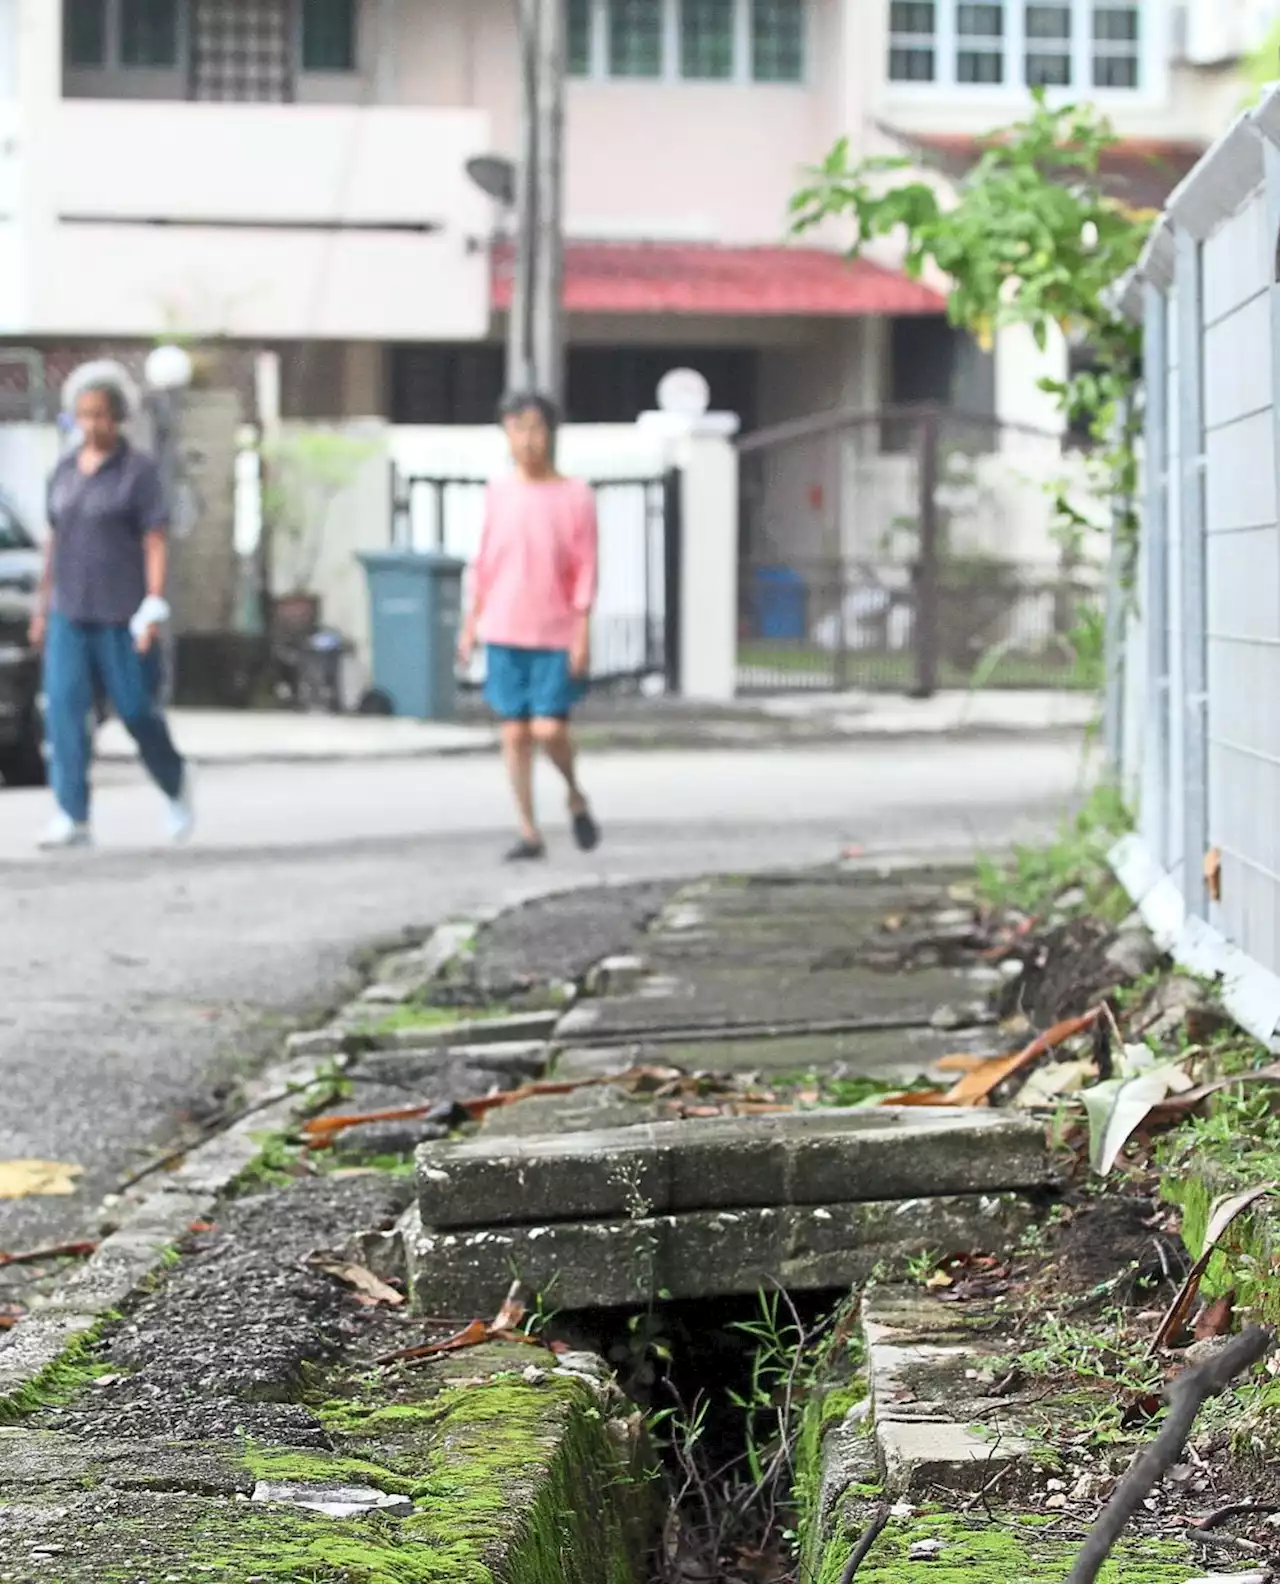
790,92,1151,596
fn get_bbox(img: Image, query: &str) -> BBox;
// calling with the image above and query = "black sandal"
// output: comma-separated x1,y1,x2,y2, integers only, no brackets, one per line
571,806,600,853
504,837,546,863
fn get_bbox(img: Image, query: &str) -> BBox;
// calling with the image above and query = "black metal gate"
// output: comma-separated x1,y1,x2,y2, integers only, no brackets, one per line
390,468,682,691
737,405,1101,696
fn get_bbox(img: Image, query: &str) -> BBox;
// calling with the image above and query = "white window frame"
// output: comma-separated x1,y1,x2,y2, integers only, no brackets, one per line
572,0,808,85
885,1,1165,104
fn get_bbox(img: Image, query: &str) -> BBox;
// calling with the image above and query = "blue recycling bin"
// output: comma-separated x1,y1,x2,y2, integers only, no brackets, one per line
358,550,466,720
753,564,807,641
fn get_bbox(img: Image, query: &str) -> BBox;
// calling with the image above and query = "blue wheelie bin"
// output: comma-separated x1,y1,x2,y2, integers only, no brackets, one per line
357,550,467,720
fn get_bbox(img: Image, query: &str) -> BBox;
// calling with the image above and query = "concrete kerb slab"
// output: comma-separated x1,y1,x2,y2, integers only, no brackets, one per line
415,1108,1056,1230
400,1192,1035,1314
863,1287,1034,1496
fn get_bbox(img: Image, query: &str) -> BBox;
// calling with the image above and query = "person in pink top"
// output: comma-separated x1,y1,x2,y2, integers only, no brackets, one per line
458,393,601,862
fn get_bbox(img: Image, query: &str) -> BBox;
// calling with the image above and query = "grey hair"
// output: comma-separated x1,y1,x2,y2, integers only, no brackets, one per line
62,360,139,423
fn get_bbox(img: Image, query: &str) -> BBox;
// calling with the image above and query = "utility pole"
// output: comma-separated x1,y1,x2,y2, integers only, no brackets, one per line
531,0,565,406
507,0,539,393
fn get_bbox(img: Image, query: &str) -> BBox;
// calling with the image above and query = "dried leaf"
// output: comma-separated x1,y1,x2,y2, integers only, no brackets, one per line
941,1009,1103,1106
1017,1058,1097,1107
1082,1061,1190,1176
1151,1183,1278,1354
0,1306,23,1330
934,1053,996,1073
1204,845,1223,903
0,1160,84,1199
1193,1294,1235,1343
492,1281,526,1334
305,1252,404,1308
1149,1061,1280,1120
0,1240,97,1268
876,1089,952,1107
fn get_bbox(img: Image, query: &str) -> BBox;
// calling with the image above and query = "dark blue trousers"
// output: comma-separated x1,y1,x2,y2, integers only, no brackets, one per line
44,613,184,823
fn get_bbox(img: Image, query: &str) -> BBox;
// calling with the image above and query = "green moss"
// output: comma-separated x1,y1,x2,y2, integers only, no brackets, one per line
215,1375,648,1584
372,1004,509,1036
818,1513,1191,1583
0,1319,119,1423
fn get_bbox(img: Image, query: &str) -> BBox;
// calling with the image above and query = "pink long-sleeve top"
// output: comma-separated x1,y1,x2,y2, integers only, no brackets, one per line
471,473,599,651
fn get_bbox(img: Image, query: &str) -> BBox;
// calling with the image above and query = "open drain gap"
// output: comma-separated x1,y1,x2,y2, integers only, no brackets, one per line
552,1287,862,1584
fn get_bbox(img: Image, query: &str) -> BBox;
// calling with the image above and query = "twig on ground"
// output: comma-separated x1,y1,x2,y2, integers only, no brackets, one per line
0,1240,97,1268
1066,1326,1275,1584
1186,1529,1264,1557
1194,1500,1280,1531
838,1503,890,1584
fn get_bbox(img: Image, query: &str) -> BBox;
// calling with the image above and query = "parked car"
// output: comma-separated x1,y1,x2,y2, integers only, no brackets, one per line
0,493,45,787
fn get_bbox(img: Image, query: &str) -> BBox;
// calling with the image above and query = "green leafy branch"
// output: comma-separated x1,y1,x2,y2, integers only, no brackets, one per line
791,91,1150,585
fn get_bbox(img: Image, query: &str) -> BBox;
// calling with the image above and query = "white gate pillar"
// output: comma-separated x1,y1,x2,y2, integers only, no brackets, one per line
638,410,740,702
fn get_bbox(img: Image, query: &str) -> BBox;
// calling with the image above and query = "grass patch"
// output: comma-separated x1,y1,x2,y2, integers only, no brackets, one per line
975,783,1132,920
0,1317,121,1423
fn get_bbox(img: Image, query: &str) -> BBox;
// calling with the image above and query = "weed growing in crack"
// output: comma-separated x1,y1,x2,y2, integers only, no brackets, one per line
975,783,1132,919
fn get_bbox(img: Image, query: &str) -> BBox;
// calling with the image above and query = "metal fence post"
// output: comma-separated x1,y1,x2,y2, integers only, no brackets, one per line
1175,227,1209,917
912,409,941,699
1142,279,1171,864
662,467,683,694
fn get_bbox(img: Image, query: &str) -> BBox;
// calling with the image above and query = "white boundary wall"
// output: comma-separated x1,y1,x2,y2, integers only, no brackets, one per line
1115,85,1280,1047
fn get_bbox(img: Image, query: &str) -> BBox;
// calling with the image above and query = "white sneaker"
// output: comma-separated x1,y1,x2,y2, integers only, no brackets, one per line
167,766,195,845
38,812,91,851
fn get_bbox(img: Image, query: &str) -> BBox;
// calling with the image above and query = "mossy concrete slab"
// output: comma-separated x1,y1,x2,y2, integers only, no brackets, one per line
0,1353,651,1584
817,1514,1194,1584
555,964,991,1042
416,1108,1053,1230
627,1026,1002,1079
402,1193,1034,1313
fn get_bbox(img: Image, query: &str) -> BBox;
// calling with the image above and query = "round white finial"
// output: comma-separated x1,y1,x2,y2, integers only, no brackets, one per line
656,367,710,418
145,344,194,392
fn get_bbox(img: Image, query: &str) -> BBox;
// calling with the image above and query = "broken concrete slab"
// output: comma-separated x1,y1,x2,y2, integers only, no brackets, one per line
876,1417,1031,1496
552,1026,1004,1082
355,1039,548,1090
369,1010,559,1049
416,1107,1055,1230
864,1287,1036,1496
401,1192,1034,1314
0,1429,251,1498
554,963,995,1042
478,1086,662,1138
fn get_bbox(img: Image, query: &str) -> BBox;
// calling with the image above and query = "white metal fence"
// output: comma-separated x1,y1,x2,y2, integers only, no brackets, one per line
1114,86,1280,1046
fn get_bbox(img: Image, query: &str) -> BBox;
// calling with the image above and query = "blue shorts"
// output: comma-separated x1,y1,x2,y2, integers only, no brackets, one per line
483,644,587,721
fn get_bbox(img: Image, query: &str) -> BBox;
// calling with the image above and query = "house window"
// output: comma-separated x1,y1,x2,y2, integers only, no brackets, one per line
65,0,108,66
682,0,736,79
569,0,593,74
1026,4,1071,87
887,0,1142,91
120,0,178,67
751,0,803,80
1091,4,1138,88
575,0,804,82
957,4,1004,83
64,0,179,69
888,2,935,82
608,0,663,77
301,0,357,72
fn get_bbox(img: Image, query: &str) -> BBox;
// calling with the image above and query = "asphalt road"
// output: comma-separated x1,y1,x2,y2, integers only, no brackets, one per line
0,736,1087,1280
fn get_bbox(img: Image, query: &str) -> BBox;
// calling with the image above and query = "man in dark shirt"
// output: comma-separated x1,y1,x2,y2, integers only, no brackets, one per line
29,372,192,849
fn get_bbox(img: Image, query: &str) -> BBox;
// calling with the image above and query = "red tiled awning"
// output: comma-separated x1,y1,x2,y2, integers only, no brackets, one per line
491,241,946,317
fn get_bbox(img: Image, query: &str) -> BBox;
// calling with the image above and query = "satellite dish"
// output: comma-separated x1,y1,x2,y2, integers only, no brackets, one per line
466,155,517,207
656,367,711,418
